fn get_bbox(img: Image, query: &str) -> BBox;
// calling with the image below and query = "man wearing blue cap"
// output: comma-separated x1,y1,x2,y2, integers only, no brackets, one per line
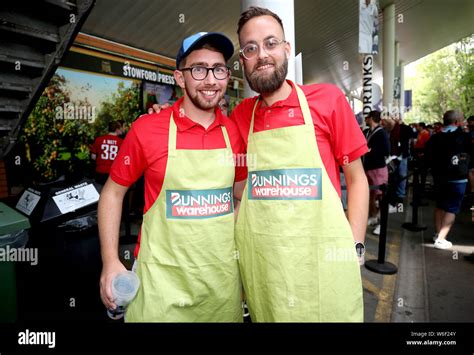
98,32,247,322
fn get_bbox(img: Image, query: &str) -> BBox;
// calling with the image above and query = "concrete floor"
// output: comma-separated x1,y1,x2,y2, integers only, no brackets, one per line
364,184,474,323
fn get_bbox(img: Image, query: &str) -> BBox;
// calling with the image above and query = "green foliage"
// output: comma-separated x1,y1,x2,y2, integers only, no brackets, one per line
405,35,473,123
20,75,93,181
92,81,141,136
20,75,141,182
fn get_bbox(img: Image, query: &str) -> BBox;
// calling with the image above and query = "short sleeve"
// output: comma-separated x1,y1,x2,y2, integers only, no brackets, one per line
109,126,147,187
331,93,368,165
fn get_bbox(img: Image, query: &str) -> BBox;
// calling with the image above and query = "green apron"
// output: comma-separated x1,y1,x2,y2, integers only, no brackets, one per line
126,113,242,322
235,85,364,322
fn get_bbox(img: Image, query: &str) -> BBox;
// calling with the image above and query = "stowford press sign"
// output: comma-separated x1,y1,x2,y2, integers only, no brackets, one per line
248,168,322,200
123,61,175,85
166,187,233,219
60,51,176,85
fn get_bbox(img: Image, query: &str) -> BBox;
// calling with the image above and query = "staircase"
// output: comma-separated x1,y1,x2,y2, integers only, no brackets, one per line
0,0,95,159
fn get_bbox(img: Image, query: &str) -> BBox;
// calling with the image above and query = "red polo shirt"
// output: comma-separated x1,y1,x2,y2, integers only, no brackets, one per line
230,81,368,197
110,97,247,213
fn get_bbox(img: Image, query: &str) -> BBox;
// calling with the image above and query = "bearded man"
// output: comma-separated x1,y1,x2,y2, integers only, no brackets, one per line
230,6,369,322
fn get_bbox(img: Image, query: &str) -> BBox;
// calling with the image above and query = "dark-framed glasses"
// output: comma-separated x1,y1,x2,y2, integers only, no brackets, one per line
239,38,287,60
180,65,230,80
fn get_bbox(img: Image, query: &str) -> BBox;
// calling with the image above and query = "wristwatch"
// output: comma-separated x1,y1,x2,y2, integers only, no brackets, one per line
355,242,366,258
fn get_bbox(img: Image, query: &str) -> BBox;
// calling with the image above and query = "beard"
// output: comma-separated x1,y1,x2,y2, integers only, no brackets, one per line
186,86,222,111
245,57,288,94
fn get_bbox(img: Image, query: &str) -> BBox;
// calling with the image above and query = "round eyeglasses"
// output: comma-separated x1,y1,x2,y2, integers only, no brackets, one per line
179,65,230,80
239,38,287,60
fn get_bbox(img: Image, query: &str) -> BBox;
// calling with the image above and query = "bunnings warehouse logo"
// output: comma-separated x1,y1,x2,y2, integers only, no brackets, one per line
166,187,233,219
248,168,322,200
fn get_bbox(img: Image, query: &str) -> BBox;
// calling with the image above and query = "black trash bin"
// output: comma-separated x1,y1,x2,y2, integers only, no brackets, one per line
16,178,106,321
56,209,105,320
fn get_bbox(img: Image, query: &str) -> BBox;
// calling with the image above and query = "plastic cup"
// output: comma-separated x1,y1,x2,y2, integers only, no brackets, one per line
107,270,140,320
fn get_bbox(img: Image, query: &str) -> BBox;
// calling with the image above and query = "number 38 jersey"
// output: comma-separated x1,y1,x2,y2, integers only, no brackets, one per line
90,134,123,174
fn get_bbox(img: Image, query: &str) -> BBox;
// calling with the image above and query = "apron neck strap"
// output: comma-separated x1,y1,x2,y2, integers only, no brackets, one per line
168,113,178,157
250,98,259,134
221,124,232,149
294,85,313,126
249,83,313,134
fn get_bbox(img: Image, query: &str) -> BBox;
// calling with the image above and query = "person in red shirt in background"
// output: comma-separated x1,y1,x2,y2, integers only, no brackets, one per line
414,122,431,150
90,119,124,185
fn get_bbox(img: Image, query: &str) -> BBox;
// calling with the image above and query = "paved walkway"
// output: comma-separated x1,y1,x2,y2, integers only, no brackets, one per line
362,184,474,322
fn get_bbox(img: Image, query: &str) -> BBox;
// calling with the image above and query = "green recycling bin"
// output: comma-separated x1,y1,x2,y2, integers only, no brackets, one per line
0,202,30,322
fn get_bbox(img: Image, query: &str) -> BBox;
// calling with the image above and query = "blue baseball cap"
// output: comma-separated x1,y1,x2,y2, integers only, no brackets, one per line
176,32,234,69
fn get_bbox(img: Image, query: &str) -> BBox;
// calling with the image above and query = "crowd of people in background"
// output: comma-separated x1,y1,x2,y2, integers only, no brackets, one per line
362,110,473,251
